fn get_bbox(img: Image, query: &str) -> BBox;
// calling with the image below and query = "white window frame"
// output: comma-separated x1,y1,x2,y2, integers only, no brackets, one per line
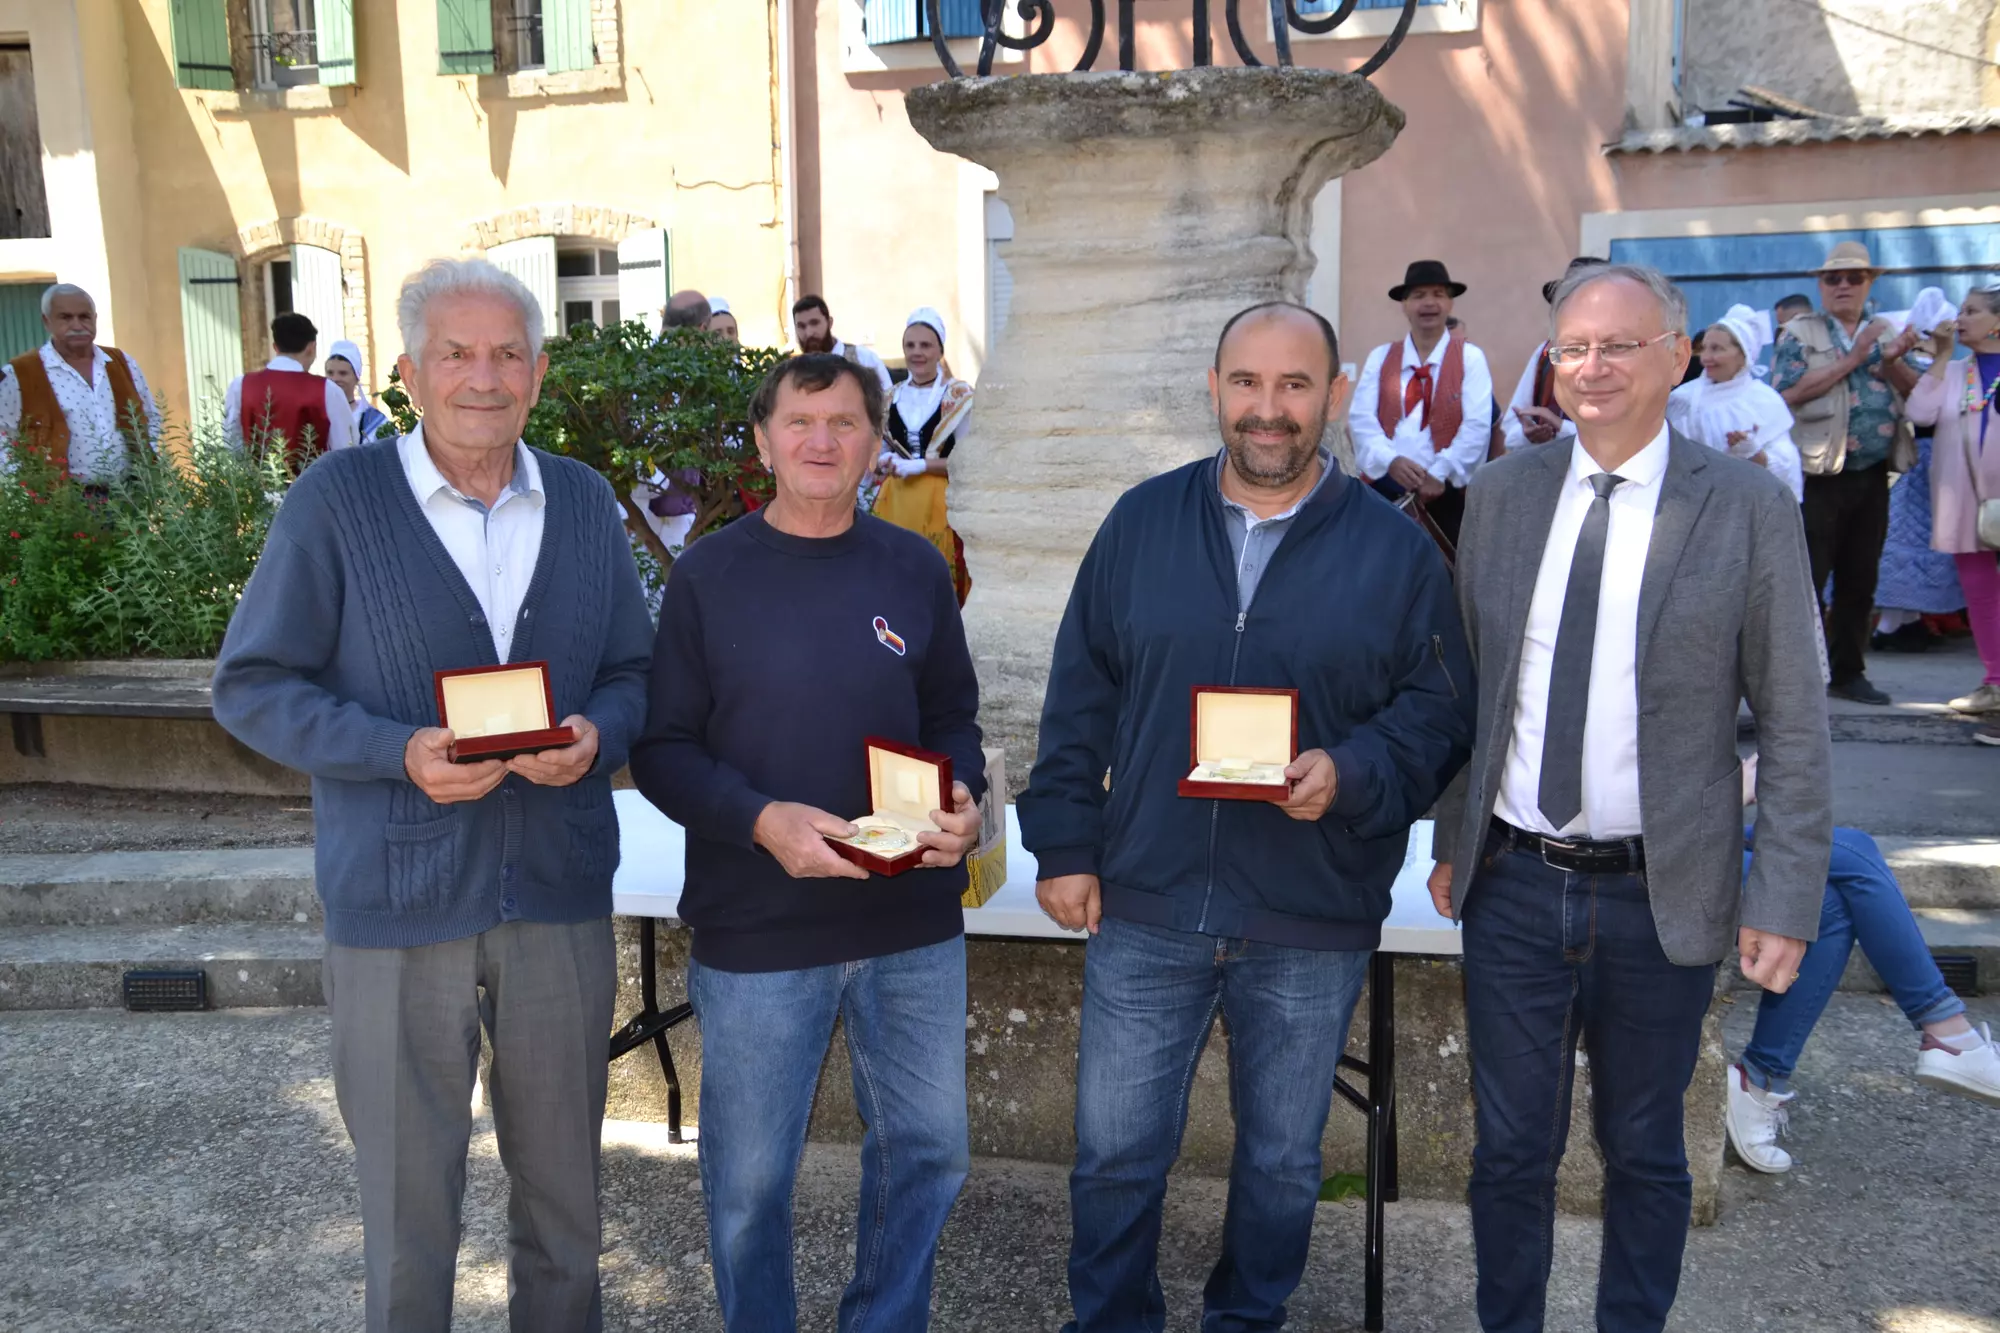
1270,0,1478,44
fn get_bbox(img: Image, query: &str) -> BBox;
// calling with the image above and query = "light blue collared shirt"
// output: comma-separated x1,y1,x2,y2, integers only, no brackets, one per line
1215,447,1335,612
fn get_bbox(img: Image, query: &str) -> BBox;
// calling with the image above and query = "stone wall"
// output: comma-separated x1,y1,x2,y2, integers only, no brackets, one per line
607,920,1729,1224
1681,0,2000,119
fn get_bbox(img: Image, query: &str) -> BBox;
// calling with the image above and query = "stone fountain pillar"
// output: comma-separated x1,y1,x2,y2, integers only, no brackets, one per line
905,67,1403,773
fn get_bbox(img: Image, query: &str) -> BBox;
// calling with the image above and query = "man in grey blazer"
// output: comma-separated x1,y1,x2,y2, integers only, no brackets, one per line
1428,263,1832,1332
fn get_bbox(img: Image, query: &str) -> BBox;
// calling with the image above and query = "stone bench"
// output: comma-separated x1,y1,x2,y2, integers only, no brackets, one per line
604,791,1730,1239
0,661,303,796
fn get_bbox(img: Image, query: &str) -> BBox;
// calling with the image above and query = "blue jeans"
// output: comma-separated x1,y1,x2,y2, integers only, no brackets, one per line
1461,838,1717,1333
1741,827,1966,1093
687,935,970,1333
1066,916,1371,1333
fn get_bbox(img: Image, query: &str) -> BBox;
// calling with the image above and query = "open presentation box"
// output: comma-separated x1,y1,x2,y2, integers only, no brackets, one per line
826,736,955,877
1177,685,1298,802
434,662,577,764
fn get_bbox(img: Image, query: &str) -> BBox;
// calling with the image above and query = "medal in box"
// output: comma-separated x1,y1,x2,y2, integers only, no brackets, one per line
1177,685,1299,802
433,662,577,763
826,736,955,877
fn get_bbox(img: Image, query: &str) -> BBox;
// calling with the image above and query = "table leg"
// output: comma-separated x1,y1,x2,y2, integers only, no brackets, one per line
608,916,695,1143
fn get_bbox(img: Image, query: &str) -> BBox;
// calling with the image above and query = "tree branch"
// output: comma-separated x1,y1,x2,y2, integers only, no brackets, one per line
620,489,676,572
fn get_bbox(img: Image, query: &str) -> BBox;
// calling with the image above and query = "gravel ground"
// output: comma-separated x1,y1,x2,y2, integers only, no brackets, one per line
0,784,315,854
1,994,1994,1332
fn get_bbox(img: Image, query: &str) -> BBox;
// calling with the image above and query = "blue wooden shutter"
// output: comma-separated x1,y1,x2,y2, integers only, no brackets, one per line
0,283,50,363
170,0,234,90
864,0,917,46
178,248,245,435
543,0,595,72
317,0,357,86
436,0,496,74
935,0,988,38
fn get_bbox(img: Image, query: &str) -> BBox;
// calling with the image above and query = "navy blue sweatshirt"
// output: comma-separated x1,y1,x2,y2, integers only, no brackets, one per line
630,511,985,972
1018,459,1474,952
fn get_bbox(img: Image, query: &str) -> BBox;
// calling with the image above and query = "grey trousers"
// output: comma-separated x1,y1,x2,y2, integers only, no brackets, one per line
324,916,617,1333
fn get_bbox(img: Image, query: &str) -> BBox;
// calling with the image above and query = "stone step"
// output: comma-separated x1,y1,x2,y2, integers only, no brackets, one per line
0,922,324,1010
1875,836,2000,910
0,849,320,926
1724,907,1998,997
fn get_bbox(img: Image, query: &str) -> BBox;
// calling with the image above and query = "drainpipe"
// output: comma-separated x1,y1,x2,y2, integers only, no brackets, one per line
774,0,800,325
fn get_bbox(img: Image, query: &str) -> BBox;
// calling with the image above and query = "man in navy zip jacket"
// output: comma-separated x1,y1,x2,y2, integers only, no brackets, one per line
1020,302,1475,1333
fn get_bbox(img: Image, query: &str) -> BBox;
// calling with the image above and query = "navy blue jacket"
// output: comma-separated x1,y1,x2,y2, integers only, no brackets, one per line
1018,459,1475,951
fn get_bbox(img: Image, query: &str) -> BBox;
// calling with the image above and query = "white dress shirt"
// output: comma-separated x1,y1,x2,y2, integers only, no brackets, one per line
1348,334,1495,488
831,339,895,398
223,355,358,452
0,342,161,481
1493,425,1671,840
399,426,546,662
1499,342,1580,455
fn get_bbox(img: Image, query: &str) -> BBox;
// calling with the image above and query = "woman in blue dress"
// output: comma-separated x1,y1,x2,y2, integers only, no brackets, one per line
1874,291,1965,650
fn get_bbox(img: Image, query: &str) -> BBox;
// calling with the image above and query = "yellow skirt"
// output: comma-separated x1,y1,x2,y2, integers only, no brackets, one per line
872,471,972,606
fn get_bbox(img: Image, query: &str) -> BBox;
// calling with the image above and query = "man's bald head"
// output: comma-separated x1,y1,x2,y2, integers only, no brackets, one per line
1214,301,1341,380
663,289,712,329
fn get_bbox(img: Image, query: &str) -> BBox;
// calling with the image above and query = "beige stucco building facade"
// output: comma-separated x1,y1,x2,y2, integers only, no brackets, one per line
0,0,797,429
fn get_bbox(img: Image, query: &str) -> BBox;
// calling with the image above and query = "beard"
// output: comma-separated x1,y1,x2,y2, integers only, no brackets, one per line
799,332,835,354
1219,408,1326,489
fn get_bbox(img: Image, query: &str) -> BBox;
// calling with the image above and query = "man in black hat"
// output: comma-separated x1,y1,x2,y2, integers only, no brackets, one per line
1349,260,1493,544
1501,257,1603,454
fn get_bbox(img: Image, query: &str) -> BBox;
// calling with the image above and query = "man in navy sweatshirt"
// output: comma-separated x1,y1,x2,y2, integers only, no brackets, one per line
213,258,655,1332
1020,302,1475,1333
631,353,984,1331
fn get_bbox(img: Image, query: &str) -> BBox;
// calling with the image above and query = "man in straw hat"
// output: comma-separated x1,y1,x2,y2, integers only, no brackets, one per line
1772,240,1925,705
1349,259,1495,544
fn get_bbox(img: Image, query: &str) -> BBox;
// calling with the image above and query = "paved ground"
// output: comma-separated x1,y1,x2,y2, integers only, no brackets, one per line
2,994,1993,1332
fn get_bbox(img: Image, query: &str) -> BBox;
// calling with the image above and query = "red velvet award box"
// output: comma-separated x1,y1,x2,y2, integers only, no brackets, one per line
1176,685,1299,802
434,662,577,763
825,736,954,877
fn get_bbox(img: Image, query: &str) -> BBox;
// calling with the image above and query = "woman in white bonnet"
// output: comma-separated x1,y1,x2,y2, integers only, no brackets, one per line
704,297,739,344
1668,303,1804,500
871,307,975,604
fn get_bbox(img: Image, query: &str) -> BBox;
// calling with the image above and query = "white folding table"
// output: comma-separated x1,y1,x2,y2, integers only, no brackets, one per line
608,789,1458,1332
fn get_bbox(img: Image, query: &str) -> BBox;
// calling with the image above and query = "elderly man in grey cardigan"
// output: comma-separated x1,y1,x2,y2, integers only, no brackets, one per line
213,258,652,1333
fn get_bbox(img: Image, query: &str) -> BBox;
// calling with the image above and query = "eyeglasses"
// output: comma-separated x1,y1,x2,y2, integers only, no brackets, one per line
1545,332,1678,366
1819,270,1872,288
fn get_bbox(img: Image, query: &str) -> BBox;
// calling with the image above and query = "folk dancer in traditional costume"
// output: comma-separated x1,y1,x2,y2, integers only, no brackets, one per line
1668,304,1805,500
872,307,975,605
0,283,160,487
1349,260,1493,546
1502,258,1603,456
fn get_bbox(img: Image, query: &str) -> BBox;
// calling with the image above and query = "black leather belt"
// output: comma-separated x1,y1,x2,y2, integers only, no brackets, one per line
1490,817,1646,874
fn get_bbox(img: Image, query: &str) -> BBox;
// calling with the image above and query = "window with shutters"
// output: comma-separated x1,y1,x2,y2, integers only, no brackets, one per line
863,0,986,47
0,44,51,241
169,0,356,93
257,245,346,373
554,240,621,334
0,283,51,364
452,0,612,85
841,0,1023,74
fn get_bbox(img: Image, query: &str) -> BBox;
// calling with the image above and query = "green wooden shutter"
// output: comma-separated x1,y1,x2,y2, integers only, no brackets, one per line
317,0,357,86
170,0,234,91
0,283,51,363
178,248,244,435
436,0,496,74
543,0,595,73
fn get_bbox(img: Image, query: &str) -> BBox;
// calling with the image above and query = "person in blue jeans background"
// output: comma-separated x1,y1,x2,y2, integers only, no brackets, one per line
1727,756,1999,1173
1022,303,1473,1332
631,354,985,1332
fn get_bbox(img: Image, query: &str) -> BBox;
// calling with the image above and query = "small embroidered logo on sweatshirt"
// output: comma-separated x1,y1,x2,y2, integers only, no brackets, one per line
873,616,906,656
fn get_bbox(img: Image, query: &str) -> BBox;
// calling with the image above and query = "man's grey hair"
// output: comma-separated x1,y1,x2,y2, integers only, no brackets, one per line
1548,262,1689,338
40,283,95,318
398,258,545,362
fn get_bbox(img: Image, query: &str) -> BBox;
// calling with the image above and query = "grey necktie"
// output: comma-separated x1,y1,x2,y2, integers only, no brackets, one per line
1538,471,1627,831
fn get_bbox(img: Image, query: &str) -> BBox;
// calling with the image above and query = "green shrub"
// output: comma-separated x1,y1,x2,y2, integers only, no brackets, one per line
0,423,290,662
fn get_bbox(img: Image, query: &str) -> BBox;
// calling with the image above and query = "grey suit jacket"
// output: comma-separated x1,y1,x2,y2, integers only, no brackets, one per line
1433,430,1832,966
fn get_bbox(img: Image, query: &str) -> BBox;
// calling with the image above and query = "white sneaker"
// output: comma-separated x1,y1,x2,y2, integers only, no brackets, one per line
1725,1063,1794,1173
1948,683,2000,713
1915,1024,2000,1106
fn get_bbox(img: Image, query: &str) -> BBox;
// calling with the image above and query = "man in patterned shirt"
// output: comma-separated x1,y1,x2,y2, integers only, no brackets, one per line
1773,243,1923,705
0,283,160,486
